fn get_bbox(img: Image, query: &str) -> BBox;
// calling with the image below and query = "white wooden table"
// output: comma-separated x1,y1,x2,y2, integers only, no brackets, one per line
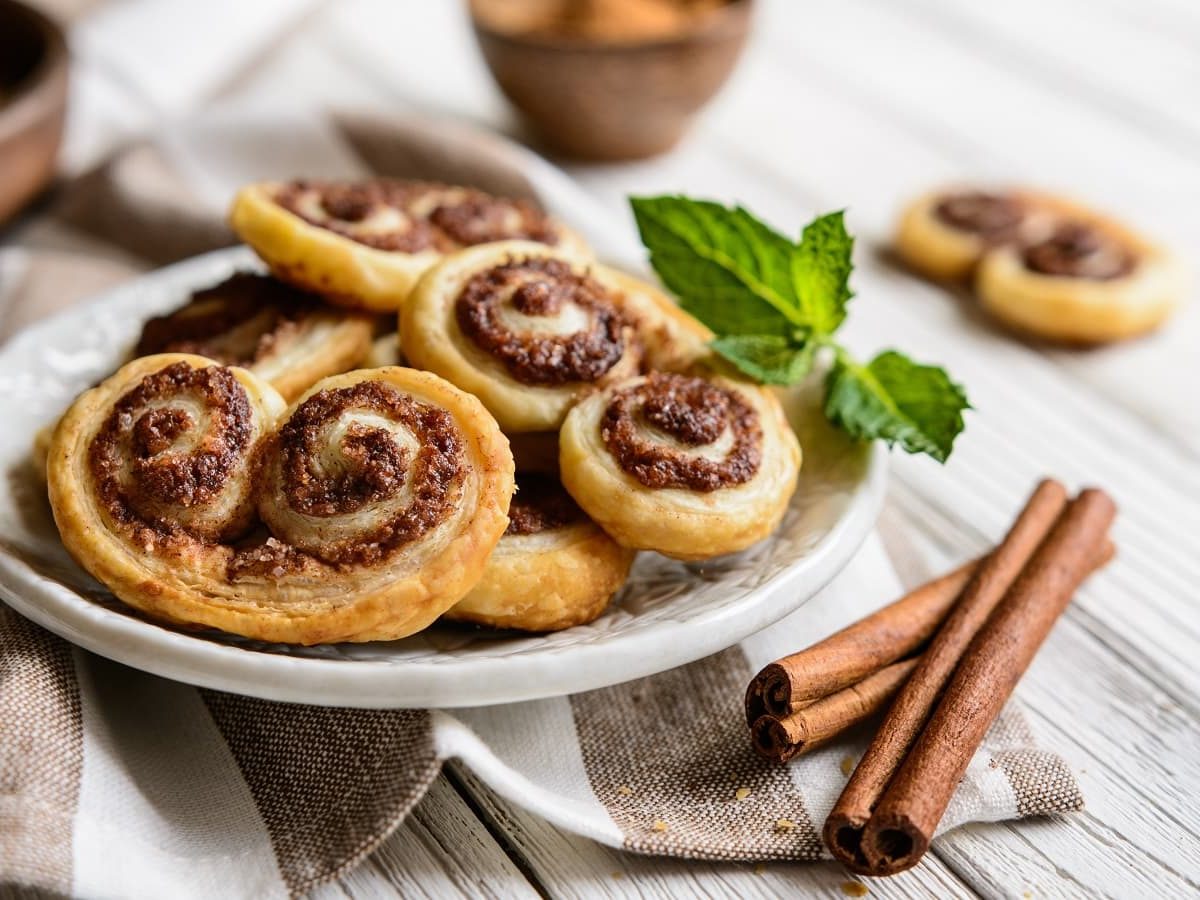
9,1,1200,897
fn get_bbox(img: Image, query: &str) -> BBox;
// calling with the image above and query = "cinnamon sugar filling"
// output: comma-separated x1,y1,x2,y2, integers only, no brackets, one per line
934,191,1025,242
273,178,559,253
271,380,465,566
87,362,254,542
456,257,627,386
600,373,762,492
135,273,319,367
506,473,584,536
1021,222,1135,280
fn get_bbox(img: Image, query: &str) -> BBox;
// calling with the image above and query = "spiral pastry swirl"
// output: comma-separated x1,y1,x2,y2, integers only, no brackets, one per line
445,473,635,632
136,273,374,401
47,356,514,644
975,207,1185,344
229,179,590,313
559,372,802,560
402,241,642,432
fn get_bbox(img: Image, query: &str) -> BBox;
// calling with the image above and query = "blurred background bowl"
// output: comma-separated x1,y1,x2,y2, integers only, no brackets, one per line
0,0,68,226
470,0,752,161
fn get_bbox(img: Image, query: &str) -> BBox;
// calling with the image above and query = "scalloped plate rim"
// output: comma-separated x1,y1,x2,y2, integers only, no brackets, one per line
0,247,887,708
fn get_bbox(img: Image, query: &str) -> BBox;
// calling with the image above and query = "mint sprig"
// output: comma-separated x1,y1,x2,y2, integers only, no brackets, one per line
630,195,970,462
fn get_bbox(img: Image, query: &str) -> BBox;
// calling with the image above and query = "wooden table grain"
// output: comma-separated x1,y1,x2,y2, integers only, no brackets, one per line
7,1,1200,897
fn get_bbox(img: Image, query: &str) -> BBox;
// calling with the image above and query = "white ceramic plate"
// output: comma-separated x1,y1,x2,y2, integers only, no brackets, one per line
0,247,885,707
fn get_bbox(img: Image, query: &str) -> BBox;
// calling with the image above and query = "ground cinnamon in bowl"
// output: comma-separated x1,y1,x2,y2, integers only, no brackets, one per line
472,0,730,44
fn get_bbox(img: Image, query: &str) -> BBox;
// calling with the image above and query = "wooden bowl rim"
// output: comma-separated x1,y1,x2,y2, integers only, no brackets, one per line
471,0,753,54
0,0,69,143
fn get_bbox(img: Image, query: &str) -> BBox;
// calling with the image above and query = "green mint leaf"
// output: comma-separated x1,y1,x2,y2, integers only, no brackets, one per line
792,210,854,335
710,335,816,385
825,350,969,462
630,195,801,337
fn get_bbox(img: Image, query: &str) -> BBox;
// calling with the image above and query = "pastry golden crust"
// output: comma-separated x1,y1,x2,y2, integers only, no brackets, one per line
595,265,714,372
135,273,374,401
975,214,1186,344
229,179,589,313
47,355,514,644
401,241,642,432
445,474,635,631
893,188,1056,281
559,372,802,560
363,331,405,368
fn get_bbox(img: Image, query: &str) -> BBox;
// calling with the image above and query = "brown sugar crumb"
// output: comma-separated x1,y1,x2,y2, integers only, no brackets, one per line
601,373,762,492
840,755,857,778
506,473,584,535
456,257,627,386
840,881,869,897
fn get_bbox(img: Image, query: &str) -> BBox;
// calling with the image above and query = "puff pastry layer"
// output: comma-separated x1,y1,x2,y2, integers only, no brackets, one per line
559,372,802,560
47,355,514,644
975,214,1186,344
136,273,374,401
446,473,635,631
401,241,642,432
230,179,588,313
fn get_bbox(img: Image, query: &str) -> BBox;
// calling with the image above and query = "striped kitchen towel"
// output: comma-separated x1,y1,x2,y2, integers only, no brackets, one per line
0,109,1082,899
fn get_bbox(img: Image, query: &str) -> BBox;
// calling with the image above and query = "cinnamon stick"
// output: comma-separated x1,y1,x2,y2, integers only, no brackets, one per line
751,657,920,762
824,478,1070,870
859,488,1116,875
745,562,978,726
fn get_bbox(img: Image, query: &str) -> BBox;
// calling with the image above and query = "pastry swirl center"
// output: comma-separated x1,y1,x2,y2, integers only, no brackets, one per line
601,373,763,492
1021,223,1135,280
935,191,1024,240
455,258,627,386
274,179,558,253
88,362,255,541
269,381,465,566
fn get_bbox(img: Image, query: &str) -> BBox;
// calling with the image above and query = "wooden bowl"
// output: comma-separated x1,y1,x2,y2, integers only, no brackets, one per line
471,0,752,161
0,0,68,226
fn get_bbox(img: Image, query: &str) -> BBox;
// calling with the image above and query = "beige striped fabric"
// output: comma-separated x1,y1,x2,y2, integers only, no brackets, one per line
0,113,1083,899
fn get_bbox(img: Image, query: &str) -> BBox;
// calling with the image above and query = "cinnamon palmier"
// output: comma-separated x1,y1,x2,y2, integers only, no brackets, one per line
230,178,588,312
135,273,374,401
445,473,635,632
894,188,1054,280
975,214,1186,344
401,241,642,432
559,372,802,560
47,356,514,644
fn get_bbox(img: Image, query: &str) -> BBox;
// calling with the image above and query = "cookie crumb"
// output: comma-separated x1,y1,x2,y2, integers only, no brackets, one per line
617,785,634,796
652,819,669,832
840,881,869,897
753,863,766,875
840,755,857,777
735,787,752,801
776,818,797,832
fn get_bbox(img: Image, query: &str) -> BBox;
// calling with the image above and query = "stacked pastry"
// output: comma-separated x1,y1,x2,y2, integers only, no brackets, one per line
894,187,1186,344
43,178,802,645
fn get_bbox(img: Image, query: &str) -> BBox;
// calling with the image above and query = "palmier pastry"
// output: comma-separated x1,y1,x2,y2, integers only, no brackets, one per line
135,273,374,401
894,188,1053,280
975,214,1186,344
47,355,513,644
401,241,642,432
445,473,635,631
559,372,802,560
595,265,713,372
229,178,588,313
